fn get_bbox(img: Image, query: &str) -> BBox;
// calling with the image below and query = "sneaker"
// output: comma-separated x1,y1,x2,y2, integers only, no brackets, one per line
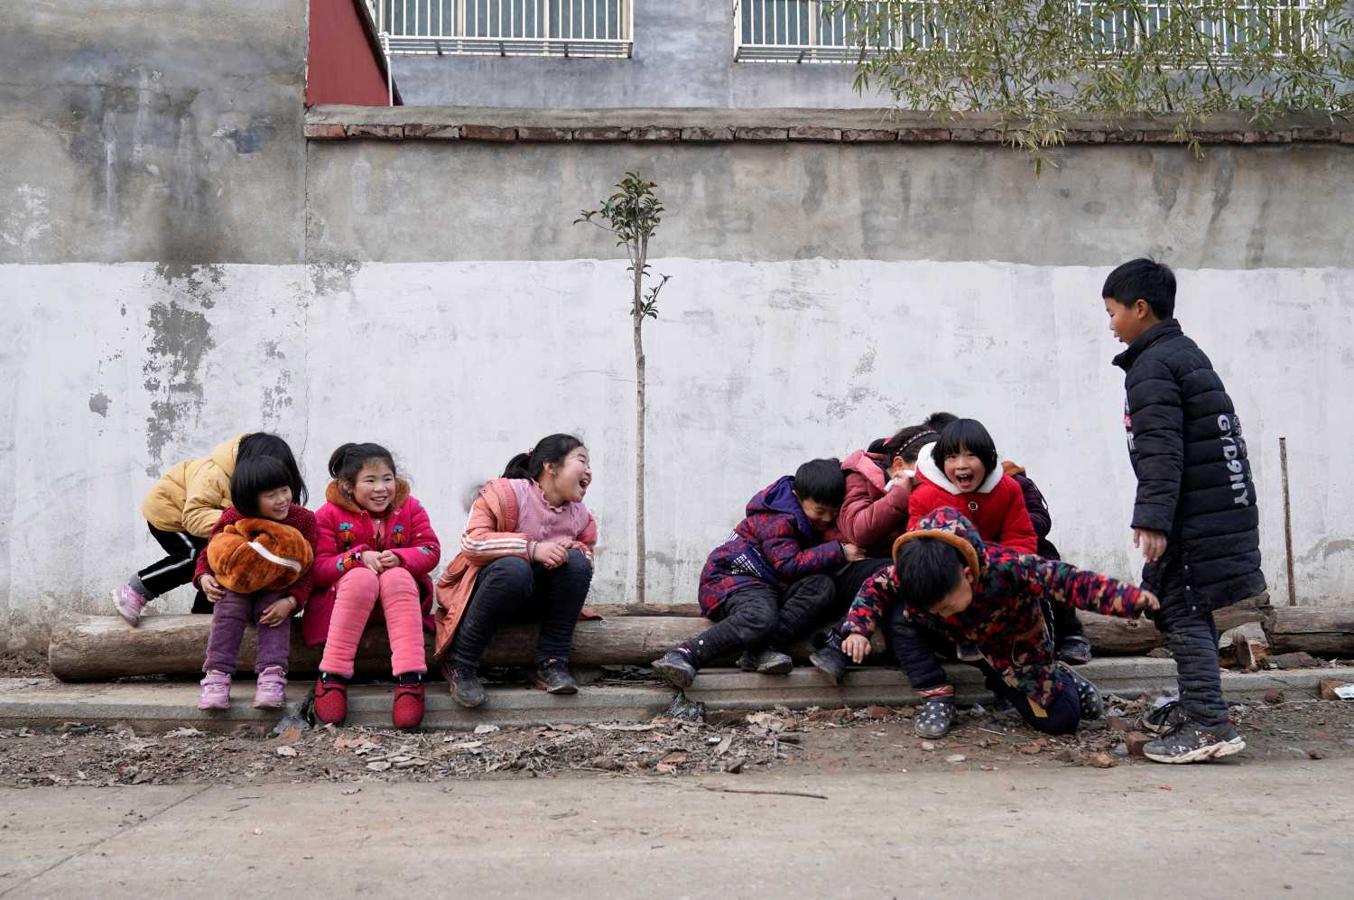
915,696,956,739
736,649,794,675
1057,635,1093,666
253,666,287,710
651,649,697,689
112,583,148,626
809,640,849,685
447,667,487,709
1140,698,1188,735
534,658,578,695
197,670,231,710
313,673,349,725
392,678,426,730
1144,720,1246,764
1059,662,1104,720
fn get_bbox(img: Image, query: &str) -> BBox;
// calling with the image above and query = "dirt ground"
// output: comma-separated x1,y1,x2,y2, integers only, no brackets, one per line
2,683,1351,788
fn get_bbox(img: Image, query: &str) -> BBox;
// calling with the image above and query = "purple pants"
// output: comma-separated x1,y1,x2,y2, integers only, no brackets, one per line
203,589,292,674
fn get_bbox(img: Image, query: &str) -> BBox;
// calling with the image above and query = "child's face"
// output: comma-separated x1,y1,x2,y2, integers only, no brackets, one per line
544,446,591,503
929,566,976,617
258,485,292,522
943,449,985,493
1103,296,1158,345
350,461,397,515
798,497,839,533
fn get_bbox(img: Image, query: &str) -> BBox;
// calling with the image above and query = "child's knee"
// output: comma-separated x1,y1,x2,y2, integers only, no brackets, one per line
561,548,593,578
378,566,417,594
484,557,534,594
338,566,379,598
739,596,780,638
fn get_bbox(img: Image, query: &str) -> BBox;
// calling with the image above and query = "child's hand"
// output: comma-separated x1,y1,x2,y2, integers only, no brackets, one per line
842,542,865,562
842,634,871,664
259,596,298,626
1139,590,1161,614
1133,528,1168,563
377,550,401,570
531,541,569,569
200,574,225,603
360,550,386,573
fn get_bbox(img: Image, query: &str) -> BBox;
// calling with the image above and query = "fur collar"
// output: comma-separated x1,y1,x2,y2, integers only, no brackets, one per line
325,478,411,515
916,444,1002,495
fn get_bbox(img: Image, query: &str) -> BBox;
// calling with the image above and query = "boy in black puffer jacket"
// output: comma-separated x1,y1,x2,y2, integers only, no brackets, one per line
1102,258,1267,764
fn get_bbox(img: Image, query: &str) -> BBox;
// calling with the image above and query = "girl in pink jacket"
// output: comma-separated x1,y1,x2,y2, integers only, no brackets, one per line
307,442,441,730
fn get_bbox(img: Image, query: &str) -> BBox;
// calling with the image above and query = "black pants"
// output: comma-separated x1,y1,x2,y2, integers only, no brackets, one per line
883,601,952,691
983,664,1083,735
686,575,838,667
1148,558,1228,727
450,550,593,672
134,523,211,613
1046,598,1086,646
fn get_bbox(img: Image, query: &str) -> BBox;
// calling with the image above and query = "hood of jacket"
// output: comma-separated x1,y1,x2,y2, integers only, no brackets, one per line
211,435,244,478
325,478,412,515
747,475,815,539
891,507,986,575
842,448,891,494
916,443,1003,496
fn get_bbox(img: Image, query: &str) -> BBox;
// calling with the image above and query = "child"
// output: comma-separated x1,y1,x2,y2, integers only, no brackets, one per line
307,443,441,730
925,410,1092,664
194,454,316,710
838,424,935,559
907,418,1037,553
651,459,864,687
436,435,597,709
840,508,1158,735
1103,258,1265,763
112,432,303,624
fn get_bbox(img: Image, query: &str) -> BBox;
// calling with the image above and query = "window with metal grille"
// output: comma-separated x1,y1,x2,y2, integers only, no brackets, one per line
368,0,632,57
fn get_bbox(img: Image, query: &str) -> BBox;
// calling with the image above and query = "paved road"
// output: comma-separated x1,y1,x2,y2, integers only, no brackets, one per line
3,759,1351,898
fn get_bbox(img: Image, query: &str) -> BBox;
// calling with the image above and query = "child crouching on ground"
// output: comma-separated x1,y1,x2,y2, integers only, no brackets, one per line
195,455,317,710
840,508,1157,735
652,459,864,687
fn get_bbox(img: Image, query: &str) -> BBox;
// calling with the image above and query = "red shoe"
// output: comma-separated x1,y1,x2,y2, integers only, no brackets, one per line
392,679,426,731
313,674,348,725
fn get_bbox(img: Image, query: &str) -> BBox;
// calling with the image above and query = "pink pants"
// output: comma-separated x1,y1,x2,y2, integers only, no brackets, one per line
318,567,427,678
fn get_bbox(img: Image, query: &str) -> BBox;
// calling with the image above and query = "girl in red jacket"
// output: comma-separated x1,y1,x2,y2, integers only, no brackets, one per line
907,418,1037,553
308,443,441,730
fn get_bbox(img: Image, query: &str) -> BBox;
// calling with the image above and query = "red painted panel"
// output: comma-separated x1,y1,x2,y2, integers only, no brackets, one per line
307,0,397,107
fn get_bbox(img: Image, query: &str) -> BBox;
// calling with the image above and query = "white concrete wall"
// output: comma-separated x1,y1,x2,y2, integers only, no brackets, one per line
3,259,1351,648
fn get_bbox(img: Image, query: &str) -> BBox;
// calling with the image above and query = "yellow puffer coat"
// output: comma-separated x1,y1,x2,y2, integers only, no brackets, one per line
140,436,244,538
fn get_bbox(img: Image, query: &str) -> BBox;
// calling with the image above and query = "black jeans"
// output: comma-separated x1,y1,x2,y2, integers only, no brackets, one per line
983,664,1083,735
1046,599,1087,646
883,601,952,691
134,523,211,612
1148,557,1228,727
686,575,837,667
450,550,593,671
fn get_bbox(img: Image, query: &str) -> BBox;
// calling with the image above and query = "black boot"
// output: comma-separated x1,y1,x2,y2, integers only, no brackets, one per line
534,658,578,695
809,632,849,685
737,648,794,675
446,663,487,709
652,648,697,689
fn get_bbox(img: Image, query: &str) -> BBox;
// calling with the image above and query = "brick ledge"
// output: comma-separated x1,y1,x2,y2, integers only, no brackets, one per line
306,105,1354,146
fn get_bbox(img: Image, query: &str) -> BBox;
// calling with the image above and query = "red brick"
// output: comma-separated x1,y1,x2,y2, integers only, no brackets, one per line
788,126,841,141
1318,679,1351,701
1126,732,1152,757
573,126,629,141
629,127,682,141
897,127,951,142
1339,131,1354,144
1103,130,1143,143
1243,130,1291,144
402,123,461,140
842,128,897,142
679,126,734,141
734,126,789,141
303,122,348,140
1065,130,1107,144
345,123,403,139
1291,127,1338,142
516,126,571,141
461,124,517,141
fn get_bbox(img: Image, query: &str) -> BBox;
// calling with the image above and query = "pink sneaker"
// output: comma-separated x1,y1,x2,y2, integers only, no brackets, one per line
198,670,231,710
253,666,287,709
112,583,147,626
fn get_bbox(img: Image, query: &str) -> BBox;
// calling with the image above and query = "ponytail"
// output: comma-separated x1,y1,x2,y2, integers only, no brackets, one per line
502,433,584,481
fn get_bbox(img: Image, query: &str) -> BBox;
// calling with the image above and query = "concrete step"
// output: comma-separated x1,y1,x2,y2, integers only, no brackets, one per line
0,660,1340,732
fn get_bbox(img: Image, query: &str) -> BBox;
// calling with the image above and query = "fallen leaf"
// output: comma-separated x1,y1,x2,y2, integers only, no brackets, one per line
1083,752,1117,769
946,754,967,764
444,740,484,750
366,761,392,772
164,727,205,739
473,724,500,735
921,741,938,752
340,787,361,796
275,746,298,758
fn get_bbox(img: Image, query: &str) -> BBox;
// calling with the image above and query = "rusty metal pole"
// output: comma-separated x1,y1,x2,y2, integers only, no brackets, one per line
1280,437,1296,607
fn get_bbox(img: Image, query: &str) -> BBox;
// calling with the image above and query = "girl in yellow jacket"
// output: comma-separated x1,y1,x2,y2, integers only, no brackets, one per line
112,433,305,625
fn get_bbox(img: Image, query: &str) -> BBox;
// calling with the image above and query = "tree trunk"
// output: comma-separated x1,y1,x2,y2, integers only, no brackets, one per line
632,243,647,605
1263,606,1354,656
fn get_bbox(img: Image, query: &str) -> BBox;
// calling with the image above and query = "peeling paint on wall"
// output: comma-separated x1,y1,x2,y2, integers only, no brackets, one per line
88,392,111,417
308,257,361,296
141,296,216,473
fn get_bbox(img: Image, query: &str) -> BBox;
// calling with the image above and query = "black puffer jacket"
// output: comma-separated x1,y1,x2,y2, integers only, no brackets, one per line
1114,320,1266,609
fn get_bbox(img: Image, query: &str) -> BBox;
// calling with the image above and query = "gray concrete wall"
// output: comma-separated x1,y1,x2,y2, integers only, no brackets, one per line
391,1,884,108
0,0,308,264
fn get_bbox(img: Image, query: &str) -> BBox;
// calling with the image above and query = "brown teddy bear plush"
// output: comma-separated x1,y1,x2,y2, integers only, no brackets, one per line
206,518,315,594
